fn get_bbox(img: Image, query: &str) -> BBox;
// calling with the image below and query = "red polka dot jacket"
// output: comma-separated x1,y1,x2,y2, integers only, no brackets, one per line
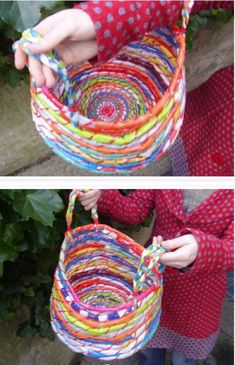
75,1,234,176
97,189,234,353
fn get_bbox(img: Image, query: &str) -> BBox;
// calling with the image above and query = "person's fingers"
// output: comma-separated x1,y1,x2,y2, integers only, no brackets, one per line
152,235,163,246
152,236,158,245
79,190,100,202
159,244,196,268
84,202,97,211
34,9,96,41
159,246,187,264
80,197,97,209
159,252,180,265
14,48,28,69
42,64,56,88
29,17,78,54
161,261,182,269
161,236,188,251
34,11,66,35
28,57,45,86
56,40,97,65
80,190,101,210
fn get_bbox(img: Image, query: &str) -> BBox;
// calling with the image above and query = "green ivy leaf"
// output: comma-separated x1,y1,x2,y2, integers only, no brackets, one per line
13,190,64,226
0,67,22,88
0,240,18,262
0,1,62,32
141,212,154,228
186,9,234,51
0,299,16,322
217,9,233,23
29,221,53,248
23,273,51,287
17,240,29,252
1,222,24,245
25,287,35,297
0,189,19,200
1,284,25,298
17,321,37,338
37,249,58,274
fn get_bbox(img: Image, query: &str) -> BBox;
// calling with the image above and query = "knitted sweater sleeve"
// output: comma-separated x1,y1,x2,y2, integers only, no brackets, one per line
74,1,233,62
97,189,155,225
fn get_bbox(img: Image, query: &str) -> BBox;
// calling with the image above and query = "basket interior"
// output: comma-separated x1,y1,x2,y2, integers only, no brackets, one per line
55,27,179,124
63,227,157,308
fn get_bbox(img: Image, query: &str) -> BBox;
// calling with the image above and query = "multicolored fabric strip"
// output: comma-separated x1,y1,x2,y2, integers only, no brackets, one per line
182,0,194,29
13,28,74,105
66,189,99,232
133,242,166,293
50,190,164,360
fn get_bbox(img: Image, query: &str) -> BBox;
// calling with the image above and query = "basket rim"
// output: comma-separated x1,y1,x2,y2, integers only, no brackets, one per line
32,28,185,132
56,223,162,313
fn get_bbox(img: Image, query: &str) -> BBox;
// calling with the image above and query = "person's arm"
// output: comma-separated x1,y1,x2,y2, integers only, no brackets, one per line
75,1,234,62
160,214,234,271
97,189,156,225
180,220,234,272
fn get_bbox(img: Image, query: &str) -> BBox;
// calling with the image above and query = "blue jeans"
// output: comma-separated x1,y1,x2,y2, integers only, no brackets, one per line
139,348,196,365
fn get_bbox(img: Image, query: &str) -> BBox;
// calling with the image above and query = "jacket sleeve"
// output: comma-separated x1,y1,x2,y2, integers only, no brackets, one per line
75,0,183,62
97,189,156,225
74,1,233,62
180,220,234,273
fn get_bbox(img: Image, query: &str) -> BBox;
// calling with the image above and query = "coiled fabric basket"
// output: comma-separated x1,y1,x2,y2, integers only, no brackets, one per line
13,1,193,173
50,190,165,360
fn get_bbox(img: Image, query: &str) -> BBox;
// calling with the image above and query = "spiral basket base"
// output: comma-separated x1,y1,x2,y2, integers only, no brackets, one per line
54,28,179,123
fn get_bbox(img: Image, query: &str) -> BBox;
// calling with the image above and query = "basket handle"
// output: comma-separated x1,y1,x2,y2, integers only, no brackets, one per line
133,236,166,293
66,189,99,234
12,28,74,105
181,0,194,29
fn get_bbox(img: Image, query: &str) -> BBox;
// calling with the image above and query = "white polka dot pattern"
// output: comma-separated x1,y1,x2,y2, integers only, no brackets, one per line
179,66,234,176
75,1,233,63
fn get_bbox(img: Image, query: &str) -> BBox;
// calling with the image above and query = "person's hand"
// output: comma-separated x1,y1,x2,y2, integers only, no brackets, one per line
158,234,198,269
14,9,97,88
79,190,102,211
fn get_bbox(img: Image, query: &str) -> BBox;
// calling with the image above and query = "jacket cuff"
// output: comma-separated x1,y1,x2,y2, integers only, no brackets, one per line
179,227,222,273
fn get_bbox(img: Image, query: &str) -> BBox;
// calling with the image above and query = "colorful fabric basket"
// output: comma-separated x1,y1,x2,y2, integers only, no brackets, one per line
50,190,165,360
13,1,193,173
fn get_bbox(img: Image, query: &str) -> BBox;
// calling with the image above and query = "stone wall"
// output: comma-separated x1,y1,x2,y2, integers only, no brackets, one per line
0,319,74,365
